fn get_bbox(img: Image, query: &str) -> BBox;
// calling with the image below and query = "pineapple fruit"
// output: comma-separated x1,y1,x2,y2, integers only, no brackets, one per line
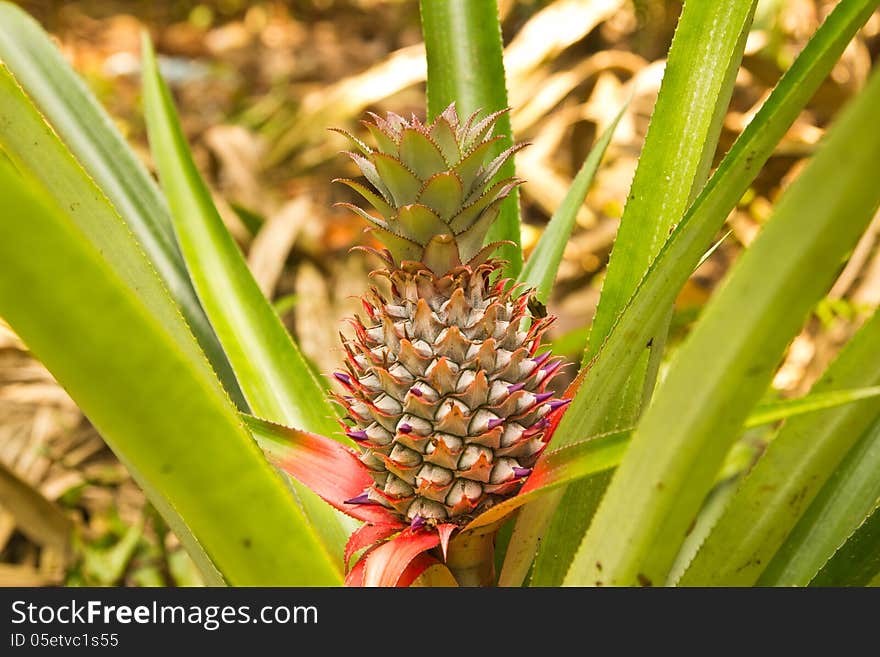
334,105,568,527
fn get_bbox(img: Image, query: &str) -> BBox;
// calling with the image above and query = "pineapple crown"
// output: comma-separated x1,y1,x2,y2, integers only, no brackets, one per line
333,103,524,275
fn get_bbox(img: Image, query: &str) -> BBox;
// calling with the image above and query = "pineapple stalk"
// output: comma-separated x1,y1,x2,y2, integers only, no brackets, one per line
443,522,501,587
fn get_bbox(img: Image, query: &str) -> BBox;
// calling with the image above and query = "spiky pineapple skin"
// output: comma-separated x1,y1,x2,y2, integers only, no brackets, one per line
337,259,564,524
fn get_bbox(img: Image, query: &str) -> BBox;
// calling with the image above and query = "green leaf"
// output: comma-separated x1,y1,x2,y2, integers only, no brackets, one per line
747,387,880,427
455,136,504,195
0,65,205,380
140,36,355,566
588,1,755,357
529,0,759,586
556,0,880,445
0,3,244,407
0,160,341,585
336,179,395,220
517,0,880,586
682,308,880,586
448,180,510,233
499,387,880,586
810,505,880,587
371,226,424,261
759,415,880,586
466,430,631,531
518,101,627,303
140,36,339,439
428,114,460,164
419,0,521,275
564,61,880,587
666,477,742,586
395,204,449,242
348,152,394,204
504,387,880,526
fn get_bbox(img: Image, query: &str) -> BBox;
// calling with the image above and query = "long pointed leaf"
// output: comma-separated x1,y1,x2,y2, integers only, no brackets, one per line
140,37,338,438
747,386,880,427
517,0,880,586
467,430,630,532
0,3,243,406
140,37,355,566
419,0,521,276
588,1,755,356
472,387,880,533
759,415,880,586
498,386,880,585
682,308,880,586
518,101,627,303
243,415,395,526
499,382,880,587
529,0,758,586
564,62,880,586
810,505,880,587
0,65,214,395
0,160,341,585
555,0,880,447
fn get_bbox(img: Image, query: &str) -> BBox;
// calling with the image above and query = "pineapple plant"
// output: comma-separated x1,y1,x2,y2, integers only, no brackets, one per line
246,106,576,586
2,0,880,590
331,106,567,527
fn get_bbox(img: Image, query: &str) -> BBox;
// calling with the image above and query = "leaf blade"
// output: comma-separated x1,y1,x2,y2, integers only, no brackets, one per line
517,101,627,303
682,308,880,586
0,2,244,406
746,387,880,428
759,414,880,586
810,505,880,587
530,0,759,586
419,0,521,275
140,37,356,565
471,388,873,534
554,0,880,448
0,160,342,585
519,0,880,586
564,62,880,587
140,37,340,438
0,64,216,393
243,415,395,526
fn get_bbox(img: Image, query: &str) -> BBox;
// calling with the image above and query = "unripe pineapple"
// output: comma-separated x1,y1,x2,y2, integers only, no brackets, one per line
334,105,567,527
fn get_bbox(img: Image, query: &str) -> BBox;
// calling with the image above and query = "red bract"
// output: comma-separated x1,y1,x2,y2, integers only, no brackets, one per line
258,407,573,586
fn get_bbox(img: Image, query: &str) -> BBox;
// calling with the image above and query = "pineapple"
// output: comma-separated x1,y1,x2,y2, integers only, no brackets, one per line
333,104,567,527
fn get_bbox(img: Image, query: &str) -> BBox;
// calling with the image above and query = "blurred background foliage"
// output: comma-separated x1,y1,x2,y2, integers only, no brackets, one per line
1,0,878,586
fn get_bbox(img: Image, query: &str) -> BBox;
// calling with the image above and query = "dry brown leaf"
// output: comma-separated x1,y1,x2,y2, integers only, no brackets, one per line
505,0,625,83
247,197,311,297
0,563,55,586
203,124,267,212
0,460,72,551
